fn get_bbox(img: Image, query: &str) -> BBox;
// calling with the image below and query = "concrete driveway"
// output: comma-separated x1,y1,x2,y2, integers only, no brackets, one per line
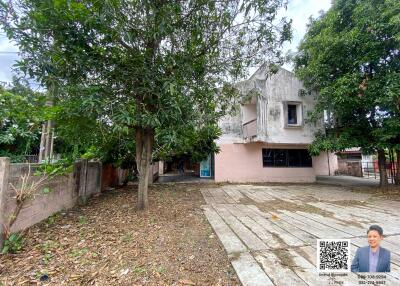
201,184,400,286
316,175,380,187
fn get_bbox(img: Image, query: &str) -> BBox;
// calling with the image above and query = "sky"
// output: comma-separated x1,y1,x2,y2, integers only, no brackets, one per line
0,0,332,86
279,0,332,71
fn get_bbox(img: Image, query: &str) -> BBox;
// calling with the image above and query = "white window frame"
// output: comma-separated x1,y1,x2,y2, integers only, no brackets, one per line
283,101,303,128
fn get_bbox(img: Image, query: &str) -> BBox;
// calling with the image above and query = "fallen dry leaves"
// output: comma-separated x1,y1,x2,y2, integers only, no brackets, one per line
0,183,239,285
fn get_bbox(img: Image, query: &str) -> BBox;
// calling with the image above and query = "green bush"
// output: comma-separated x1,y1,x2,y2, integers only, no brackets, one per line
1,233,24,254
35,159,74,178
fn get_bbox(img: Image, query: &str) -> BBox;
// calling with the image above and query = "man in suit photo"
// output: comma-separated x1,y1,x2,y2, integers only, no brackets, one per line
351,225,391,272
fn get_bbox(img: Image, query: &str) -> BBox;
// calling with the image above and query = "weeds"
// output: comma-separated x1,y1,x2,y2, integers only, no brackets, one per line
121,233,133,242
45,213,60,226
132,266,146,275
40,240,58,265
69,247,89,258
1,233,24,254
78,216,87,225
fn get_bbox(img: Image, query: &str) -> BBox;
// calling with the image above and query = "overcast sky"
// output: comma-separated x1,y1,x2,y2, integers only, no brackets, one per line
279,0,331,70
0,0,332,85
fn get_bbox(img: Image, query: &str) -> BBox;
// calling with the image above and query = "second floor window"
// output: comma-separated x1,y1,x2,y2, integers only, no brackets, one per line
288,104,297,124
283,101,303,127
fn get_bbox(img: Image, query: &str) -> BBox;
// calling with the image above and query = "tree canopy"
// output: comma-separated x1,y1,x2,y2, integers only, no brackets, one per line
0,78,46,161
1,0,292,209
294,0,400,186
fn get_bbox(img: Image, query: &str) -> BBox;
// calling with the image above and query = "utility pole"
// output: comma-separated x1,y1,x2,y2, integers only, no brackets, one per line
38,118,54,162
38,82,57,163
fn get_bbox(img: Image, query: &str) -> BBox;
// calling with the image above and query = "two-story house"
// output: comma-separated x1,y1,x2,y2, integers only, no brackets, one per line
214,65,336,182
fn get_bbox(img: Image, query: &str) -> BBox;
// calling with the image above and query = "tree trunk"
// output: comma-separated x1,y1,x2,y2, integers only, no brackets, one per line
135,127,153,211
395,149,400,185
377,149,388,188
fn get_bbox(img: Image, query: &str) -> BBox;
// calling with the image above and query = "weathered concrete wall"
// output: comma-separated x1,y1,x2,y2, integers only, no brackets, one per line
10,177,76,232
217,107,243,144
86,162,102,196
158,161,164,175
214,143,316,183
77,160,102,202
4,163,78,233
217,66,323,145
313,152,339,176
117,168,129,185
148,162,159,184
263,68,320,144
241,104,257,123
0,158,10,247
0,159,102,238
337,159,363,177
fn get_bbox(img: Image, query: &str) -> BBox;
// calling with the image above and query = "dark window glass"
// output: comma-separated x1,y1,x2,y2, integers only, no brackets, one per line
288,104,297,124
346,154,362,160
274,149,287,166
299,149,313,167
262,149,274,166
262,149,312,167
288,149,301,167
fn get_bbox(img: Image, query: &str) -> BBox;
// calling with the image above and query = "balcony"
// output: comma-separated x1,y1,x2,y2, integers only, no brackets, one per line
243,119,257,139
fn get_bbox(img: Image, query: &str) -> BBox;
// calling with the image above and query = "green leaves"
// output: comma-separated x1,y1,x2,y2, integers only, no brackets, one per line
1,0,292,167
1,233,24,254
35,159,74,178
0,79,45,161
295,0,400,155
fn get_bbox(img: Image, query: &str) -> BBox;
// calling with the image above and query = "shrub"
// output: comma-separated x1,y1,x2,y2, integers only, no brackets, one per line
1,233,24,254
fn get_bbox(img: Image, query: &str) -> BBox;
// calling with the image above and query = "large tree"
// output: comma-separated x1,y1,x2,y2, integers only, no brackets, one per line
1,0,291,209
295,0,400,187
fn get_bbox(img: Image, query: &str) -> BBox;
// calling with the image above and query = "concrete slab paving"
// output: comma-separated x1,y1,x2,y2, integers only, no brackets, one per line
201,184,400,286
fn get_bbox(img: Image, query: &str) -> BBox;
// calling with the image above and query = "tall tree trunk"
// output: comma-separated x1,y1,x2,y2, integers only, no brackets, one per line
395,149,400,185
135,127,153,211
377,149,388,188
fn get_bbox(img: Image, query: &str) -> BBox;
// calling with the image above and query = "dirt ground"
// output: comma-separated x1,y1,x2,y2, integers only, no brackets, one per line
0,184,239,286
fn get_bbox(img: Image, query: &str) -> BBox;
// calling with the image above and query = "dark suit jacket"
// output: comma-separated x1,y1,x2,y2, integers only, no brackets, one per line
351,246,390,272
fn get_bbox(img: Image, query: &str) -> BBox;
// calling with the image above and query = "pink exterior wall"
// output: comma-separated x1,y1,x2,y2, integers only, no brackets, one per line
312,152,338,176
215,143,316,183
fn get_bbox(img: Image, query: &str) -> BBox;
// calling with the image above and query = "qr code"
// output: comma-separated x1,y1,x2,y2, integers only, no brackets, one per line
317,239,350,272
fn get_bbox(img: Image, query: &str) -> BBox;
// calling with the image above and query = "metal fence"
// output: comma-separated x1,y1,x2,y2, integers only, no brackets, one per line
362,161,398,184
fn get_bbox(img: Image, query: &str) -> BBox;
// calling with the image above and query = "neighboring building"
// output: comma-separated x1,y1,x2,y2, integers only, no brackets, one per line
330,148,374,177
214,65,335,183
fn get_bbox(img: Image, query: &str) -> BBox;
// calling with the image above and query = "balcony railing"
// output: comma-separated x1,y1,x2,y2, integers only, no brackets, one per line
243,119,257,139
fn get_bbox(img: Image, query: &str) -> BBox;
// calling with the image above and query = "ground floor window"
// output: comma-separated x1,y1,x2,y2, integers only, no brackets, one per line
262,149,312,167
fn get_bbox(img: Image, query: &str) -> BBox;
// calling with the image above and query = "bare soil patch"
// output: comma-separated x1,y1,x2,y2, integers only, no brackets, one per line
370,186,400,200
0,184,239,286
